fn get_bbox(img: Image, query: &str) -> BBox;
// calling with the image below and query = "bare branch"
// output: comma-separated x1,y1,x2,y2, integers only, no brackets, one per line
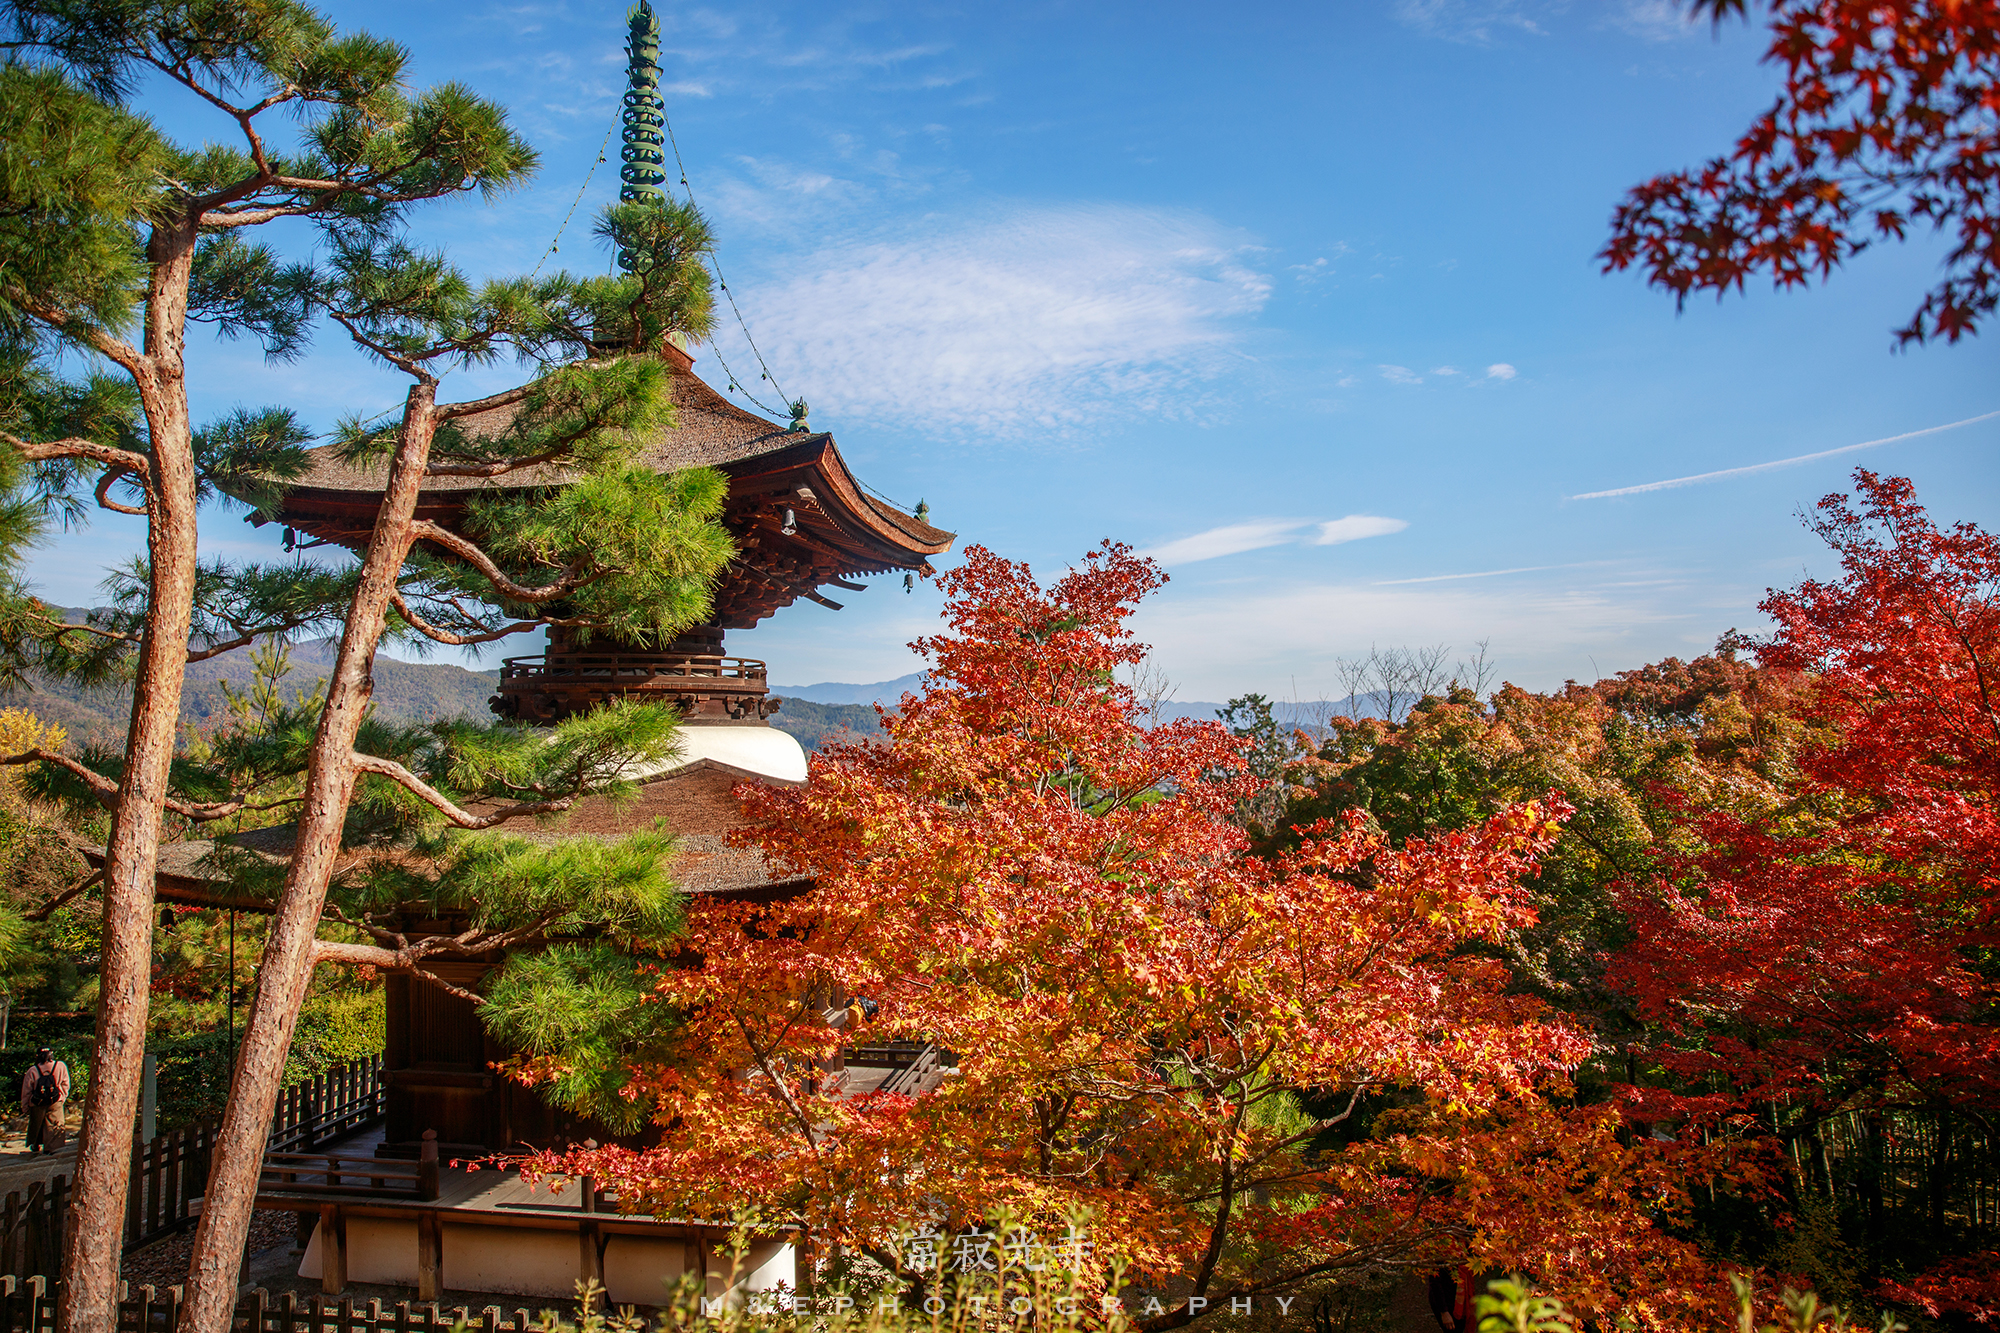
94,465,149,516
432,382,537,423
26,867,103,922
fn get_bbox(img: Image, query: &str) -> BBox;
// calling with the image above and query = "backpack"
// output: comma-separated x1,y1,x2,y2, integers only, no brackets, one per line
29,1067,58,1108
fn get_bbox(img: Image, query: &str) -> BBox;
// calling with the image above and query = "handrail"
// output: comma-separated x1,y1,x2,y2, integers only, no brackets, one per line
498,653,768,682
260,1131,439,1201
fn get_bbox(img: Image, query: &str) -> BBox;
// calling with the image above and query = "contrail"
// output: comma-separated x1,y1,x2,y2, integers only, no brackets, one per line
1376,561,1601,585
1569,409,2000,501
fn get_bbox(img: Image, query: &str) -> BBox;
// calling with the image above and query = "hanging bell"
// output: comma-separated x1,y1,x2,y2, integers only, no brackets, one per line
904,573,915,594
781,508,797,536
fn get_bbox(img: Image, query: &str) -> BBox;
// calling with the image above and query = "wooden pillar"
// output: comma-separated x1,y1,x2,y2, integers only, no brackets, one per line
417,1211,443,1301
579,1143,604,1291
682,1234,705,1301
319,1204,346,1295
418,1130,440,1201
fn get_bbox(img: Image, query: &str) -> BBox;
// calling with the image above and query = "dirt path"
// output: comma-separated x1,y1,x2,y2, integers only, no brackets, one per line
0,1110,81,1194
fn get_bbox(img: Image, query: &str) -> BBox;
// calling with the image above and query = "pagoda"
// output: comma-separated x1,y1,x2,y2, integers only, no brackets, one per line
254,339,952,1153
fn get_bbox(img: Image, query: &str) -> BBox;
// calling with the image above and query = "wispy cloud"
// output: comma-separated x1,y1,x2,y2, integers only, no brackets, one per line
1315,515,1409,545
1379,364,1423,385
1570,409,2000,500
1143,515,1408,565
1394,0,1547,43
1143,520,1312,565
1611,0,1697,41
709,204,1272,433
1486,363,1517,380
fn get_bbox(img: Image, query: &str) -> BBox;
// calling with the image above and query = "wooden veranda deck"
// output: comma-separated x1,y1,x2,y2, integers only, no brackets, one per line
253,1125,792,1306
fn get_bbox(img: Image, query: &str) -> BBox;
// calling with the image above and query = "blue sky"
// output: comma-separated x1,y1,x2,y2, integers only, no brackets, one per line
27,0,1998,700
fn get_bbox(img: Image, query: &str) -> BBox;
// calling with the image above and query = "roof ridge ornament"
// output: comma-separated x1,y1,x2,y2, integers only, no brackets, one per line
620,0,667,216
788,399,810,433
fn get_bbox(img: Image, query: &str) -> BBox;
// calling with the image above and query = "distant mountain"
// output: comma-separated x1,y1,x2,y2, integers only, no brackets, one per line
7,620,500,747
772,672,926,706
772,676,1396,731
1147,695,1395,728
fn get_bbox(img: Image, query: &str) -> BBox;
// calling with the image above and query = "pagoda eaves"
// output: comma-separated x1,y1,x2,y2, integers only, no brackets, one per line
263,344,953,631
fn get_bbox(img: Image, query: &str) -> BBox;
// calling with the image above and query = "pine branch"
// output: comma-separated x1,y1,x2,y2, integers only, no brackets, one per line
349,752,581,828
409,520,611,604
312,938,488,1004
0,747,303,822
389,593,540,647
4,296,146,375
2,429,150,478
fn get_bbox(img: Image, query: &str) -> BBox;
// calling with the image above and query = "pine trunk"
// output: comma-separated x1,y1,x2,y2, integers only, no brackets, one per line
174,384,437,1333
58,214,202,1333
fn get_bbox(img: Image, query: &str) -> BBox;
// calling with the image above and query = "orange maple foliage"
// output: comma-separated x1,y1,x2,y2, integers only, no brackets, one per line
531,544,1724,1327
1602,0,2000,344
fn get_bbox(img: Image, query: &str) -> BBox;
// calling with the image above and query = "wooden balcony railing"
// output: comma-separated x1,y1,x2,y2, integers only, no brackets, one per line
491,653,780,724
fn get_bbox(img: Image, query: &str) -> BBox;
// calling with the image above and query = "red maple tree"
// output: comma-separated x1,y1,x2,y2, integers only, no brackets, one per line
1602,0,2000,345
1612,471,1999,1314
527,543,1721,1326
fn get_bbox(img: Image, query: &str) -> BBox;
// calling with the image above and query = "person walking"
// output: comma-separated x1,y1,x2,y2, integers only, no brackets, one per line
20,1047,68,1154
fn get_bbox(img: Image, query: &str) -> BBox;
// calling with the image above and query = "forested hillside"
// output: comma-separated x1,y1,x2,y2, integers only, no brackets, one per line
770,697,886,750
6,622,499,747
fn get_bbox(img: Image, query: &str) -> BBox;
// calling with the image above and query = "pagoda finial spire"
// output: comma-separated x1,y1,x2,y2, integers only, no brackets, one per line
620,0,667,218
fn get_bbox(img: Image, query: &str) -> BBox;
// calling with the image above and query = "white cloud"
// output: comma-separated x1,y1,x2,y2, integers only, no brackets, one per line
1432,365,1461,376
708,204,1272,433
1313,515,1409,546
1486,363,1518,380
1143,514,1408,565
1379,364,1423,385
1143,520,1313,565
1129,569,1742,697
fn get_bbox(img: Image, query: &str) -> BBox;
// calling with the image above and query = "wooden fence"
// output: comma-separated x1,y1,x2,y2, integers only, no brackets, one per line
126,1125,213,1253
0,1185,62,1286
1,1276,583,1333
0,1056,388,1283
267,1060,386,1157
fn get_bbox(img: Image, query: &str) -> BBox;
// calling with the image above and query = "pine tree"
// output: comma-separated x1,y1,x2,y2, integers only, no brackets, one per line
171,207,733,1325
1,6,535,1325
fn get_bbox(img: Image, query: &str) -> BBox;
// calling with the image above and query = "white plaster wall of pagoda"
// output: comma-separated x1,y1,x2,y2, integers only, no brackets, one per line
636,726,809,785
299,1219,795,1308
